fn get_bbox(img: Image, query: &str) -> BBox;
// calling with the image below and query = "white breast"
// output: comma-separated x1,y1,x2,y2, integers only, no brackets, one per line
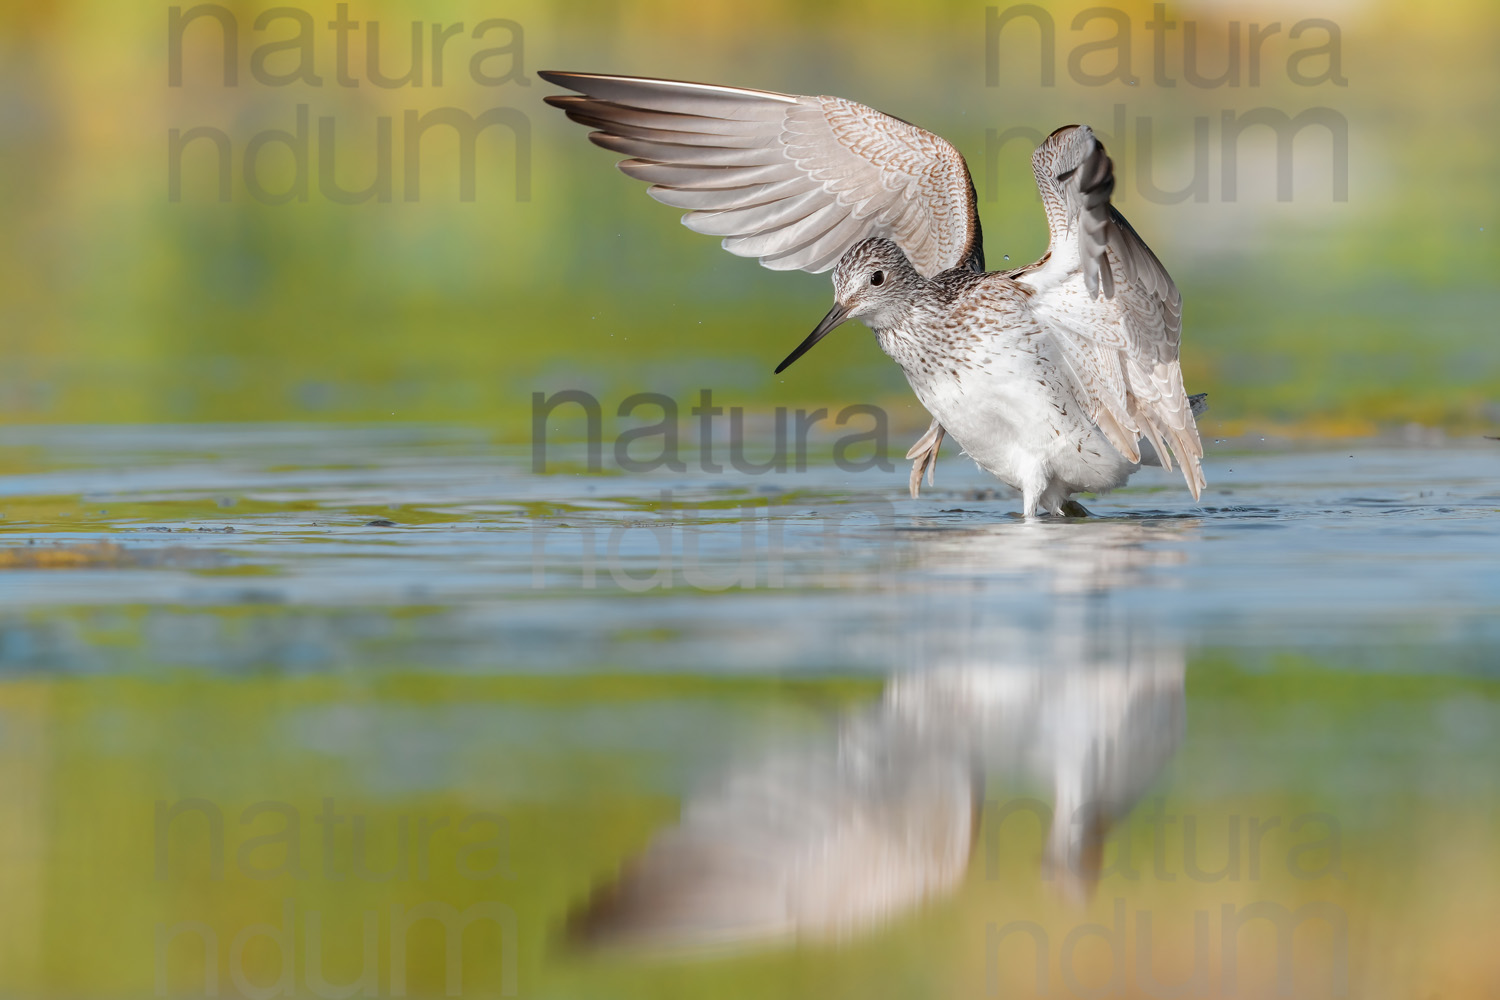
879,320,1137,504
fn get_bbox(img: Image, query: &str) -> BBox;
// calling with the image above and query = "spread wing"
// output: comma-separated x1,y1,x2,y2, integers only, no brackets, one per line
540,71,984,277
568,716,976,953
1016,126,1204,498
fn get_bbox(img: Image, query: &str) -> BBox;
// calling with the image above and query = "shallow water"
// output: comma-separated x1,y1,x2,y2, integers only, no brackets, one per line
1,425,1496,998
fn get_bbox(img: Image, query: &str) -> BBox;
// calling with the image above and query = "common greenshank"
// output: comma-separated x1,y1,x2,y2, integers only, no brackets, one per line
541,71,1206,516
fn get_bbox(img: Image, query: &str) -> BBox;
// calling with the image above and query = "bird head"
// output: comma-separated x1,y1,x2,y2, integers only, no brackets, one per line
775,238,922,373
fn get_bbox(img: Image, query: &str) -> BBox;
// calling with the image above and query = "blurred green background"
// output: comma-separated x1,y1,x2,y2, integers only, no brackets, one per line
1,0,1495,438
3,6,1498,998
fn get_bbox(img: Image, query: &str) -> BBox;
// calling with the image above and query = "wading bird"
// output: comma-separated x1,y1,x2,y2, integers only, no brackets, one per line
541,71,1206,516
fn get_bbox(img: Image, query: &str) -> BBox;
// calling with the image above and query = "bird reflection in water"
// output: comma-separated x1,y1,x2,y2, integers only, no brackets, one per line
568,636,1184,954
906,515,1195,596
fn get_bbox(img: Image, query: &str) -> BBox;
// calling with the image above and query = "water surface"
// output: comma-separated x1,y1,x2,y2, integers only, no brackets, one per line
0,425,1496,998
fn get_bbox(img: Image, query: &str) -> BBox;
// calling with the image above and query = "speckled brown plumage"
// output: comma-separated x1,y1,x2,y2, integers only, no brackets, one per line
541,71,1205,515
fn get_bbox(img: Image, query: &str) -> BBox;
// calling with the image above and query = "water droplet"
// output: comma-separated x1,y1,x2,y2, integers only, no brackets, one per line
1003,254,1010,261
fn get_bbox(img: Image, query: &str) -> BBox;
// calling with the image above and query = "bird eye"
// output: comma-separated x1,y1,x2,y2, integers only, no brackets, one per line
870,270,885,287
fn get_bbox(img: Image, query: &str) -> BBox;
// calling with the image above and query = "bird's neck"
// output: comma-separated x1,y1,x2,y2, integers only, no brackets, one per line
869,302,931,370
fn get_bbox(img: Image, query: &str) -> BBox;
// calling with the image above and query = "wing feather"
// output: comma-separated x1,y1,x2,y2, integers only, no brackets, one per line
765,214,877,273
541,71,984,277
588,132,790,167
615,158,803,189
1016,126,1204,497
647,177,807,211
679,188,828,237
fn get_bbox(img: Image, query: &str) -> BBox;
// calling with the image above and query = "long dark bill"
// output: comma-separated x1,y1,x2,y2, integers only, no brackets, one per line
774,302,850,374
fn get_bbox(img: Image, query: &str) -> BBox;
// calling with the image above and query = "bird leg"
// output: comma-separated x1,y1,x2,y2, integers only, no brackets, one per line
905,418,945,499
